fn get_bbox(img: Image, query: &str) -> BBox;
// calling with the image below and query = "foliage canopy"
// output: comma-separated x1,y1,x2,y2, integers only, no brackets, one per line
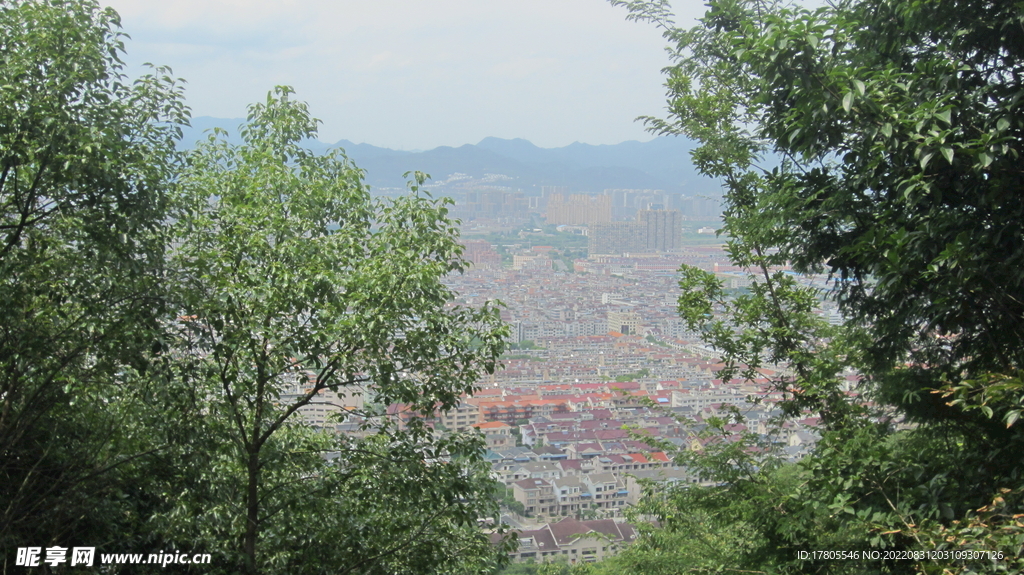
0,0,186,549
162,87,511,574
1,2,513,573
604,0,1024,573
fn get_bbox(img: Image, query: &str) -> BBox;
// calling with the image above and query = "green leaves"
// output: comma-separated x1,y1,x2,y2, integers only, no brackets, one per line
1,5,509,573
940,145,955,164
168,88,509,574
629,0,1024,413
608,0,1024,571
676,265,723,330
0,0,186,552
938,372,1024,430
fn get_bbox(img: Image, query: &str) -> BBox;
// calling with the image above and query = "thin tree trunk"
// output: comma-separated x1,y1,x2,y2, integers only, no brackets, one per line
244,448,260,575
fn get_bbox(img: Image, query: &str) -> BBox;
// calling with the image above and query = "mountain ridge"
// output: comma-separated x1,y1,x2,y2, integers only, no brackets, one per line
180,117,719,195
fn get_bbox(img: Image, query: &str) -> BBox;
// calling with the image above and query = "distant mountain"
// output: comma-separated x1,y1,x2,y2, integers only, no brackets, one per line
179,117,719,195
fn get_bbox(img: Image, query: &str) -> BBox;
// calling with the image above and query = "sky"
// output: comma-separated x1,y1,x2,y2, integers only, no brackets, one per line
102,0,705,150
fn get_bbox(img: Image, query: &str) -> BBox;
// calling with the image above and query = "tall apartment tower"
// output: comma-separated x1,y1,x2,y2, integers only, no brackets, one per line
545,194,612,225
541,186,569,198
587,209,682,255
638,209,682,251
588,221,645,255
678,195,723,219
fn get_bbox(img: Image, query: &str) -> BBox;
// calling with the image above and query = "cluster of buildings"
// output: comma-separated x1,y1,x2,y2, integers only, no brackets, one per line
468,379,830,564
446,184,723,235
450,250,722,352
440,241,847,564
539,190,713,256
457,188,534,220
276,230,846,566
596,189,720,221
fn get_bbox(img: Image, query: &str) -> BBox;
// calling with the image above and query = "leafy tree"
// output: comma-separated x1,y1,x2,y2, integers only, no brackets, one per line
0,0,186,550
494,558,592,575
509,340,543,351
1,3,515,573
161,87,511,574
491,481,527,516
614,368,650,383
608,0,1024,572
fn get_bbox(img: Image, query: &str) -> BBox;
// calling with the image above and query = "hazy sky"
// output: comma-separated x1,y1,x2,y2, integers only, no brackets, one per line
103,1,704,150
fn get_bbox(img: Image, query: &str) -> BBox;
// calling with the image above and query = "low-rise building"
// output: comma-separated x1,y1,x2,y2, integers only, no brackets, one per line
473,420,515,449
512,478,559,516
501,517,638,563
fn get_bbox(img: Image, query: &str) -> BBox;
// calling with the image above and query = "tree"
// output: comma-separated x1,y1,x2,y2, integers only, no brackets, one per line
162,87,511,574
0,4,514,572
0,0,186,550
608,0,1024,572
492,481,527,516
617,0,1024,423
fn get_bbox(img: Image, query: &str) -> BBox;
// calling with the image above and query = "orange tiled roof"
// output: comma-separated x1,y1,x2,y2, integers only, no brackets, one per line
474,421,512,429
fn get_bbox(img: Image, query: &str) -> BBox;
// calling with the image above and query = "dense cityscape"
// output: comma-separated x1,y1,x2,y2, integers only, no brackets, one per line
280,184,851,566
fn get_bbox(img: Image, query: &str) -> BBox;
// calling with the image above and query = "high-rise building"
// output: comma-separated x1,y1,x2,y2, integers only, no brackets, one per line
457,189,530,219
638,209,682,251
545,194,612,225
605,189,667,220
678,195,722,219
588,221,645,255
461,240,502,268
588,209,682,255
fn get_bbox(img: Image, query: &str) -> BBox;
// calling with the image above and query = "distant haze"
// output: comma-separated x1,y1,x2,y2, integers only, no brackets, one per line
103,0,708,150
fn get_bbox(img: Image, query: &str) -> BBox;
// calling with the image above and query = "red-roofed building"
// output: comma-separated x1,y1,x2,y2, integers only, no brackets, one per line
475,397,571,425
